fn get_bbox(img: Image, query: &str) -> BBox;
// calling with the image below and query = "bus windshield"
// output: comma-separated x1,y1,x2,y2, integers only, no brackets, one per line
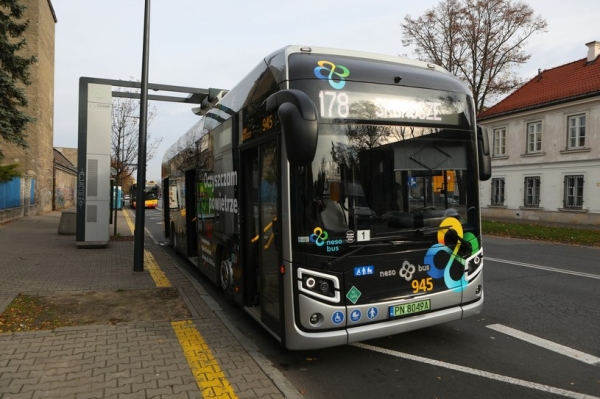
131,183,159,209
290,123,480,258
145,185,158,200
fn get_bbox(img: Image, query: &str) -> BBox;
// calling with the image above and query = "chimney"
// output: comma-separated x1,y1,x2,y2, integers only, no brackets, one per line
586,40,600,62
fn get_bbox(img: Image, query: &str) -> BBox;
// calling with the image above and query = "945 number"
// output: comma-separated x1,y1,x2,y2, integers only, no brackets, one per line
262,115,274,131
411,277,433,294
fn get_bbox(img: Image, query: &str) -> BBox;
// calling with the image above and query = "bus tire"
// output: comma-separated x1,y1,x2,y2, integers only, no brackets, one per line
219,248,235,303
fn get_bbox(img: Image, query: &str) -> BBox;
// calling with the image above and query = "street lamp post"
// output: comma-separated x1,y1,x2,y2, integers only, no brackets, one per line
121,128,125,211
133,0,151,272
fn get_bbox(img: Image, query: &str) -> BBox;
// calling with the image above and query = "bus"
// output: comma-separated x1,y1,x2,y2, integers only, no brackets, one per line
130,181,159,209
162,46,491,350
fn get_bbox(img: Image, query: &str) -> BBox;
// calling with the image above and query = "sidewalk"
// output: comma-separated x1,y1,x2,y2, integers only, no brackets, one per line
0,208,301,399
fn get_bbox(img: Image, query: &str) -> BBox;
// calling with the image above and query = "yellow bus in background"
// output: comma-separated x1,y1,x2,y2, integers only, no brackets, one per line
130,181,159,209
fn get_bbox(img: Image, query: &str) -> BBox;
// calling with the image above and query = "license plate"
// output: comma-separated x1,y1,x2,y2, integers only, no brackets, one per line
389,299,431,318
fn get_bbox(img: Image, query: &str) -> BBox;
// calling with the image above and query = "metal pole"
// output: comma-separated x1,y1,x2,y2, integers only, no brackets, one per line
133,0,151,272
121,129,125,209
113,133,120,237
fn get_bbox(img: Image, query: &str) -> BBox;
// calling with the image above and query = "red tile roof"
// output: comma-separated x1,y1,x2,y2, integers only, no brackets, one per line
478,56,600,119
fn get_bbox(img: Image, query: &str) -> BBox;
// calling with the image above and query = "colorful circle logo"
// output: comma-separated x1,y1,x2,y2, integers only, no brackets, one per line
314,60,350,90
310,227,328,247
423,217,479,292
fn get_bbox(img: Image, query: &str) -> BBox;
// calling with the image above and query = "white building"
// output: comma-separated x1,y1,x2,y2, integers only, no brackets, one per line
478,41,600,227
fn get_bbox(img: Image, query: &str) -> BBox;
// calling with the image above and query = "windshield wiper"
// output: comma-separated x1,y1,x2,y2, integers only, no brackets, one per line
325,242,396,269
325,246,366,269
371,229,423,241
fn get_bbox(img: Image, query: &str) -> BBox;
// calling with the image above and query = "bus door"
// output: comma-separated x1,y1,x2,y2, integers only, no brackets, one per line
162,178,170,240
184,169,198,259
241,139,282,337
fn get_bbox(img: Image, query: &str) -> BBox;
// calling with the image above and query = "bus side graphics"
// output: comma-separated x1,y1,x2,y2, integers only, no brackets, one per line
200,172,239,216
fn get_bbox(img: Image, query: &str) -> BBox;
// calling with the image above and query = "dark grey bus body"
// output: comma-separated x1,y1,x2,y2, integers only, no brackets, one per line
162,46,489,350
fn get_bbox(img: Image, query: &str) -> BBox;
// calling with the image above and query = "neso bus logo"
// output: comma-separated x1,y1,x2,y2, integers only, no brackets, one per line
309,227,328,246
310,227,343,252
314,60,350,89
399,261,416,281
379,260,417,279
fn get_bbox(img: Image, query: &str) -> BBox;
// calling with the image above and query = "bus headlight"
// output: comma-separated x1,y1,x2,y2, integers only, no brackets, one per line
465,249,483,281
302,275,335,297
297,268,341,303
319,280,330,294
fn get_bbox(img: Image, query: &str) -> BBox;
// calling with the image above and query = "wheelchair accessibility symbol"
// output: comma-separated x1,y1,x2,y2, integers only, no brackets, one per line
332,311,344,325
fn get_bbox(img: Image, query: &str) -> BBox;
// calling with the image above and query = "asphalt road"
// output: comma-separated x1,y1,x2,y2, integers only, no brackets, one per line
143,206,600,399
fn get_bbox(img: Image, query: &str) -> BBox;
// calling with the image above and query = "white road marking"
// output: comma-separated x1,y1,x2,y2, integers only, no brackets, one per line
487,324,600,366
351,342,599,399
486,257,600,280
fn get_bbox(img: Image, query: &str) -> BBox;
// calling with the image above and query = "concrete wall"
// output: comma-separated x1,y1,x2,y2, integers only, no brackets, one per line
0,0,56,223
54,167,76,210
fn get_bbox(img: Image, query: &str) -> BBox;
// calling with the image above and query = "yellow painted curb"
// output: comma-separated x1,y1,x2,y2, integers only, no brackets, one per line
172,320,239,398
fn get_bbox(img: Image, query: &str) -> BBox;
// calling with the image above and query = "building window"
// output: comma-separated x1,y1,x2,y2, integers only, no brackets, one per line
493,128,506,157
567,114,586,149
526,122,542,153
563,175,584,209
491,178,505,205
523,176,540,207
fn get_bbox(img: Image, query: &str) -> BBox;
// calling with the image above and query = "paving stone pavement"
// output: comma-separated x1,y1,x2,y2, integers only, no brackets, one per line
0,209,301,399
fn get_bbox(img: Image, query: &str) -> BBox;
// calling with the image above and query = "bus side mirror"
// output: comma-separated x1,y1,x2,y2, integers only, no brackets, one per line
266,89,319,165
477,125,492,181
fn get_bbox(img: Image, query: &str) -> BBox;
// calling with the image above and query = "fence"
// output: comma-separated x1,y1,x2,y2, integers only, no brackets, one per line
0,178,35,210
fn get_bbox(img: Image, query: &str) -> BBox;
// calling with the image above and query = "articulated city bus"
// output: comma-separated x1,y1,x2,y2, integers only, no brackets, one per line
162,46,491,350
130,181,159,209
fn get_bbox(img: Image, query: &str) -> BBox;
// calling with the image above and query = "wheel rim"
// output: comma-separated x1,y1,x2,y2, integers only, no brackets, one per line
220,258,232,291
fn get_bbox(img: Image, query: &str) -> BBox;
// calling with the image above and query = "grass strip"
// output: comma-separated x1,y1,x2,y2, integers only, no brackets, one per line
482,220,600,247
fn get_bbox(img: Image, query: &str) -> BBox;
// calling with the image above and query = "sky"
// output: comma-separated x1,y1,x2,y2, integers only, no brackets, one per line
50,0,600,182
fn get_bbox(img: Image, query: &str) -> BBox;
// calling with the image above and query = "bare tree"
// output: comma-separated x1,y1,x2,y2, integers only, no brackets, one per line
110,87,161,235
401,0,547,113
110,87,161,186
